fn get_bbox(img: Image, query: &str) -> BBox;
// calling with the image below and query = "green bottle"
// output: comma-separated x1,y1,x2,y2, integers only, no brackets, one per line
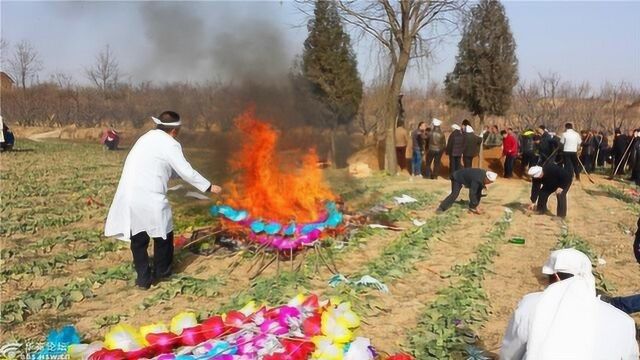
509,236,525,245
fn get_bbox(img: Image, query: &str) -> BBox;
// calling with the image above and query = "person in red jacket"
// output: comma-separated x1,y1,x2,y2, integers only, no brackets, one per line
501,128,519,178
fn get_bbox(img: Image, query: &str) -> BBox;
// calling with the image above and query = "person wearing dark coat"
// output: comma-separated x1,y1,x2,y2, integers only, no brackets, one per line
628,131,640,184
536,126,553,164
462,125,482,168
446,124,466,175
519,129,537,171
595,131,608,168
612,128,631,175
437,168,497,214
579,130,597,173
527,164,572,218
425,118,446,179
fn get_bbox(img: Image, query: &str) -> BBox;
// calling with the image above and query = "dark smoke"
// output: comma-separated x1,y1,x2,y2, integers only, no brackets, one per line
136,2,289,84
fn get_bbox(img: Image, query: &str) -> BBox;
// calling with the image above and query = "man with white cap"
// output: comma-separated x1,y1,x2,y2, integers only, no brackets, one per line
461,119,483,168
500,248,638,360
446,123,466,175
436,168,497,214
425,118,446,179
105,111,222,289
527,163,572,218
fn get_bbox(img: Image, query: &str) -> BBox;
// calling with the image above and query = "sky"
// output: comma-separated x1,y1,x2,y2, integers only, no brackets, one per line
0,1,639,89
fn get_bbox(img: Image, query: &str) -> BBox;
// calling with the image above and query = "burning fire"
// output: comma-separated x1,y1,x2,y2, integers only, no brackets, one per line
225,109,335,223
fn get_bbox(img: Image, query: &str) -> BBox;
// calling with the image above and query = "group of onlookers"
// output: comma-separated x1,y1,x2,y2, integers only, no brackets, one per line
397,119,640,184
395,118,484,179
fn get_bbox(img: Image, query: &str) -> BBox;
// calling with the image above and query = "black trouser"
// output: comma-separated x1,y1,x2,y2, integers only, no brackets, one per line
521,152,537,170
563,152,580,178
504,155,516,178
463,156,474,168
580,153,594,173
596,149,606,167
130,231,174,286
425,150,443,179
537,185,570,218
449,156,462,175
438,180,463,211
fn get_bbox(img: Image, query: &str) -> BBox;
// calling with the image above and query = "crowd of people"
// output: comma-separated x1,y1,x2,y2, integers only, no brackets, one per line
396,119,640,185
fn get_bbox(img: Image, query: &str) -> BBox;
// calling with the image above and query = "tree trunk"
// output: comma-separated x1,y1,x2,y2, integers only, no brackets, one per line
478,113,485,168
384,50,411,174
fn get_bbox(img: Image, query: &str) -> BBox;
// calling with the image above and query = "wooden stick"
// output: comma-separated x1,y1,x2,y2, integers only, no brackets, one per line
610,138,634,179
577,157,596,184
182,229,224,249
250,255,276,280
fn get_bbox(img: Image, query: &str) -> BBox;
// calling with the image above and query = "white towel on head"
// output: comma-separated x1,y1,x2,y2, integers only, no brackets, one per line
528,166,543,178
432,118,442,127
528,248,597,360
466,125,474,134
451,124,461,131
486,171,498,182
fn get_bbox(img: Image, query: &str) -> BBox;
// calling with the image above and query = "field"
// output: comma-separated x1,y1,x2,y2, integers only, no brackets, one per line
1,140,640,359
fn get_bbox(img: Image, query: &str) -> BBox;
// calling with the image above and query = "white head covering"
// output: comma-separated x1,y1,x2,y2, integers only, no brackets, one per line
485,171,497,182
465,125,474,134
432,118,442,127
527,166,543,178
451,124,461,131
151,116,182,127
528,248,597,360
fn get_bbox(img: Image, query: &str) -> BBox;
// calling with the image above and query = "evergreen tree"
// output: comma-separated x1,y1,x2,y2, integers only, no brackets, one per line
445,0,518,126
302,0,362,166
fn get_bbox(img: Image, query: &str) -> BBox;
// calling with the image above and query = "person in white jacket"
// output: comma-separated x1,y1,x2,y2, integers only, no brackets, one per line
500,248,638,360
560,122,582,180
105,111,221,289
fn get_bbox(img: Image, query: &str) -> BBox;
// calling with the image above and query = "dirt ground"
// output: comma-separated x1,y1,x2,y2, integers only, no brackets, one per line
2,139,639,358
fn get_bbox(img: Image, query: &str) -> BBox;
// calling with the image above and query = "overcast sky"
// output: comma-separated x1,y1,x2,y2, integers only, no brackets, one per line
1,1,639,89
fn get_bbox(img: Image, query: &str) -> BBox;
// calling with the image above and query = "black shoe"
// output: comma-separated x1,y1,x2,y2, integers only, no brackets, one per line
135,277,152,290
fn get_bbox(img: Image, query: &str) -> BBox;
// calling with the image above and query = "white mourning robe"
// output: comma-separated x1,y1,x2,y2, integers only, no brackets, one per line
105,129,211,241
500,291,639,360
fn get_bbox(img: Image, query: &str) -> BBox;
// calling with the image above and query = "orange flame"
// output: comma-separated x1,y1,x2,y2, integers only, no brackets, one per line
225,109,335,223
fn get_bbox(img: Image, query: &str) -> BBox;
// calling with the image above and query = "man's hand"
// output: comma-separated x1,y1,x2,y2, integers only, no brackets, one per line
528,203,537,211
210,185,222,194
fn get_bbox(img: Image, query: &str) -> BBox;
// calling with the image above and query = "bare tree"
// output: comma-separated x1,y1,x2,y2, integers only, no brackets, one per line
334,0,466,173
51,72,75,89
85,44,120,92
8,40,43,90
601,81,635,130
0,39,9,68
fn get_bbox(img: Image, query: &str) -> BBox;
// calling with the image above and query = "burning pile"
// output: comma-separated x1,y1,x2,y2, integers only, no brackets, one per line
210,109,343,252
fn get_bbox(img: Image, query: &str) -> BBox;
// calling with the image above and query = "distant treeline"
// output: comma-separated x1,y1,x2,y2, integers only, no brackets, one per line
2,75,639,136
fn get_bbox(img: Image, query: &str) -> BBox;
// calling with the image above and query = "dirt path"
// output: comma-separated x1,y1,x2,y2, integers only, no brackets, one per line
568,178,640,296
357,179,528,354
478,190,564,353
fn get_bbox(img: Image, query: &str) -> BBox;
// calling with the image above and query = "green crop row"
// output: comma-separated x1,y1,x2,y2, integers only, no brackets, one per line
1,239,125,280
408,210,512,360
1,264,134,326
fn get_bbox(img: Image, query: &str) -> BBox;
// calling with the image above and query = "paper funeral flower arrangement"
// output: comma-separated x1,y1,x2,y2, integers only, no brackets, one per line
37,294,411,360
208,110,343,252
210,202,343,252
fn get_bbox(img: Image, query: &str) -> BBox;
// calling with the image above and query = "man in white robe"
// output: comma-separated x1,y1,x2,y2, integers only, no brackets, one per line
105,111,221,289
500,248,638,360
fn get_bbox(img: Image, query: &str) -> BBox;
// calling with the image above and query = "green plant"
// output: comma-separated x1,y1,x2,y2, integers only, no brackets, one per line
409,211,512,359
